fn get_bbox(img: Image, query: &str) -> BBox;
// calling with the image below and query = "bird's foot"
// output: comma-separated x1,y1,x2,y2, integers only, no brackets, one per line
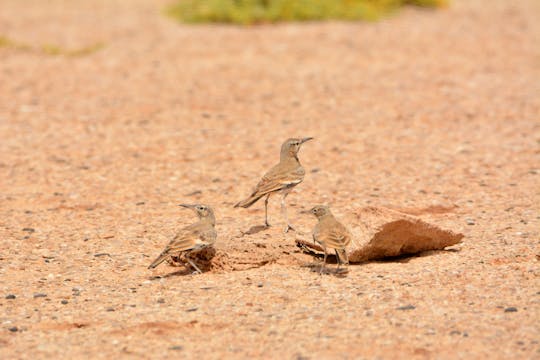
283,224,295,233
264,221,271,228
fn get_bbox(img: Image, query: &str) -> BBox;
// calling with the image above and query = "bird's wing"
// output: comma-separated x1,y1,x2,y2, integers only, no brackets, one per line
319,222,351,249
164,223,213,253
148,223,215,269
252,163,304,196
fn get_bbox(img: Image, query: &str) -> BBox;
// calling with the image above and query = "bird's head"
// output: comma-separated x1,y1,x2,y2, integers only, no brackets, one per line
308,205,332,219
281,137,313,159
179,203,215,223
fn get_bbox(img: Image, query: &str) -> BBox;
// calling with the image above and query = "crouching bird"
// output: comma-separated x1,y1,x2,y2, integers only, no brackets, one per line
309,205,351,274
235,137,313,233
148,204,216,274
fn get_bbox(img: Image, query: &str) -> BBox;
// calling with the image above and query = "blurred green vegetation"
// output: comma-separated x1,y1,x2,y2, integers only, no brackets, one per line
167,0,447,25
0,35,104,57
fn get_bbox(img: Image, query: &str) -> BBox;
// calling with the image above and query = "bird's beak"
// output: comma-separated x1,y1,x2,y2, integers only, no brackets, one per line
300,207,314,214
300,137,314,144
179,204,195,209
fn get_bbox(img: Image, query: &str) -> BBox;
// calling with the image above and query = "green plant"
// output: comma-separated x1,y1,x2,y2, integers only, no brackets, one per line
166,0,447,25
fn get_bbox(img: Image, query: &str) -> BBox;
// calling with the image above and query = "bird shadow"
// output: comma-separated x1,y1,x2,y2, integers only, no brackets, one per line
301,262,349,278
240,224,269,236
148,268,194,279
148,259,196,278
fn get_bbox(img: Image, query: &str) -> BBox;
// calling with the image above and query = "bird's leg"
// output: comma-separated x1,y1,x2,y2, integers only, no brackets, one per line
320,248,327,275
186,258,202,274
185,253,202,274
335,249,341,271
281,190,294,233
264,194,270,227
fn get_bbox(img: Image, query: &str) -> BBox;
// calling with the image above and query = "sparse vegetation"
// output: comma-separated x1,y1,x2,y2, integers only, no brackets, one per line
167,0,447,25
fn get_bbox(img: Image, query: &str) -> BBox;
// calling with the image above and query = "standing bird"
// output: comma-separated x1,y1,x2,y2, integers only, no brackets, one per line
235,137,313,233
309,205,352,274
148,204,217,274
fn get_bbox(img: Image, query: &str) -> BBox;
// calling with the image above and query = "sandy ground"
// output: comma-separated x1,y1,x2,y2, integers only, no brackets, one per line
1,0,539,358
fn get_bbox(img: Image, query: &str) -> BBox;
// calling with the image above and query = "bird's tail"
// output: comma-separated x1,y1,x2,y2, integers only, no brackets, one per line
148,250,170,269
335,248,349,266
234,192,264,208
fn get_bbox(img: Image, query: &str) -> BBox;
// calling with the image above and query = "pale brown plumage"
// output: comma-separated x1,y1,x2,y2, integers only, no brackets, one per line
310,205,352,274
235,137,313,233
148,204,216,273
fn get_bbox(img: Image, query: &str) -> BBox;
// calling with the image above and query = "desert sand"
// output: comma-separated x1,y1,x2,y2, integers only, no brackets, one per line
0,0,539,358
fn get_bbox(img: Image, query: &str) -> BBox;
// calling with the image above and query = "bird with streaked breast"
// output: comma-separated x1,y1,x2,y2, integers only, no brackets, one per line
235,137,313,233
148,203,216,274
309,205,352,274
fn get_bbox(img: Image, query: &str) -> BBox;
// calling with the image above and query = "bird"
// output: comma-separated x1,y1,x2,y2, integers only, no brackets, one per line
234,137,313,233
308,205,352,274
148,204,217,274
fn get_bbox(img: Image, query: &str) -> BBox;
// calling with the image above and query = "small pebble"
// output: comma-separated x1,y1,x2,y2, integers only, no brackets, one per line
157,298,165,304
22,228,35,233
257,283,264,288
397,305,416,311
466,219,475,225
106,307,115,312
5,294,16,300
186,307,198,312
504,307,518,312
169,345,183,351
33,293,47,298
94,253,111,257
61,300,68,305
8,326,18,332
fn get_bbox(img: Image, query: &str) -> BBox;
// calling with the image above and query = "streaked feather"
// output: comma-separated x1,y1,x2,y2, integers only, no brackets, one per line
148,218,216,270
235,160,305,208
